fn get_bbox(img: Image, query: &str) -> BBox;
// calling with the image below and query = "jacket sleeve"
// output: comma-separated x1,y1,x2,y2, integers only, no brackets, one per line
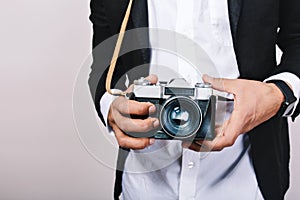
275,0,300,120
88,0,113,125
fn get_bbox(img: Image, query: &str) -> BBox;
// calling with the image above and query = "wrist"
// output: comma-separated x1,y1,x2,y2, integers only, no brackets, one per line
266,80,297,117
267,83,285,104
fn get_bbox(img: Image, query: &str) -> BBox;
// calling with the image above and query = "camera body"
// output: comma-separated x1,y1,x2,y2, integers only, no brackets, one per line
127,78,216,141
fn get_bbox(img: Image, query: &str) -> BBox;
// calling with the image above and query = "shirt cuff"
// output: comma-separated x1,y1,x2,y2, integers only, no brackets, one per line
264,72,300,117
100,90,121,134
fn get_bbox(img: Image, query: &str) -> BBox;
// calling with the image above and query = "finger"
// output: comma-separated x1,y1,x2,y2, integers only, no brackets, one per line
205,99,251,150
202,74,236,94
193,136,226,152
111,123,155,149
199,120,240,151
182,141,212,152
144,74,158,84
200,137,227,151
112,110,159,132
224,110,244,135
182,142,200,151
191,120,230,151
182,141,201,151
125,74,158,91
113,97,156,115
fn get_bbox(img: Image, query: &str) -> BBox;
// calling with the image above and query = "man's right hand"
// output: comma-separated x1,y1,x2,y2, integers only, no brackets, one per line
108,75,159,149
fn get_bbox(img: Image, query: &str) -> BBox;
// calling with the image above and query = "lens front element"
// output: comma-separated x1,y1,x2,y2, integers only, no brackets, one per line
160,96,202,139
170,106,190,128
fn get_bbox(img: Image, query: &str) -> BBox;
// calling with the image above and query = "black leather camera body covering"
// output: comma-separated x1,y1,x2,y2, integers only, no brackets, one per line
128,94,216,141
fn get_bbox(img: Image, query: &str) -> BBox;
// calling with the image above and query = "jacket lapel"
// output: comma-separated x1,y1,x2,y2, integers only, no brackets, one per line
130,0,151,63
131,0,148,29
227,0,243,42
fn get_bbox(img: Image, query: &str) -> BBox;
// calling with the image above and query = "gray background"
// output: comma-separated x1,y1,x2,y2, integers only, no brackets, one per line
0,0,299,199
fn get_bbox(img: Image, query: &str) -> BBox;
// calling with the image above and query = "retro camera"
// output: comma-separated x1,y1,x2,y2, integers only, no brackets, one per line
127,78,216,141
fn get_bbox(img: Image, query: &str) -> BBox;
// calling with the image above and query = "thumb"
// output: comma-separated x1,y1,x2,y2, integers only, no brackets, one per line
145,74,158,84
126,74,158,93
202,74,234,93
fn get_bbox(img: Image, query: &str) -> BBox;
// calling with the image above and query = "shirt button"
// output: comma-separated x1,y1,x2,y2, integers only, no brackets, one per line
188,161,194,169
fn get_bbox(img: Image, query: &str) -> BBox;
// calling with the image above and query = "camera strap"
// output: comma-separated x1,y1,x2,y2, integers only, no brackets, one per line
104,1,133,199
105,0,133,96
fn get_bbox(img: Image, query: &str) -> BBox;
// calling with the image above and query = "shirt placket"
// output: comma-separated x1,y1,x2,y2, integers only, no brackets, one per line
176,0,200,85
179,148,200,200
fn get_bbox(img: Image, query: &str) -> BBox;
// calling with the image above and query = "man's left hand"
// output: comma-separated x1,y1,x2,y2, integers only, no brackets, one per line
182,75,285,152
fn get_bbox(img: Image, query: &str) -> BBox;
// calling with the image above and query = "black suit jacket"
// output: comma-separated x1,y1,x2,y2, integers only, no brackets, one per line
89,0,300,199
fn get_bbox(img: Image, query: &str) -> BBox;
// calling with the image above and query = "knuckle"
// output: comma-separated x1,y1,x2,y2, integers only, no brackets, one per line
111,109,119,120
108,109,115,123
214,146,223,151
138,122,147,130
117,103,125,113
118,137,127,148
212,141,225,151
141,120,153,131
131,139,148,150
111,102,117,110
117,121,126,131
218,146,224,151
142,139,149,147
214,143,224,151
113,97,123,105
227,138,235,146
119,99,129,112
122,119,135,132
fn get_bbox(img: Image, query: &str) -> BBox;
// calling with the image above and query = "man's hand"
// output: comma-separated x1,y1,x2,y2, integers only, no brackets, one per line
183,75,285,152
108,74,159,149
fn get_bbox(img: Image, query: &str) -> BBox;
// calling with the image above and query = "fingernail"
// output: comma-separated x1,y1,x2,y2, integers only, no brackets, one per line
149,138,155,145
149,105,156,113
153,119,159,127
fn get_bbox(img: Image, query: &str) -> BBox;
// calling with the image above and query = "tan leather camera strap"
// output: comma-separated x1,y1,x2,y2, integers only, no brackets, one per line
105,0,133,96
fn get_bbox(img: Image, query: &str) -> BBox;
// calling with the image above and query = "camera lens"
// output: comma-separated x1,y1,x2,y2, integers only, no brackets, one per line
170,106,189,128
160,96,202,139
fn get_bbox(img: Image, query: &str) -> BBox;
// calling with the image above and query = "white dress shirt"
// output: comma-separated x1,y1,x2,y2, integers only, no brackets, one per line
99,0,300,199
